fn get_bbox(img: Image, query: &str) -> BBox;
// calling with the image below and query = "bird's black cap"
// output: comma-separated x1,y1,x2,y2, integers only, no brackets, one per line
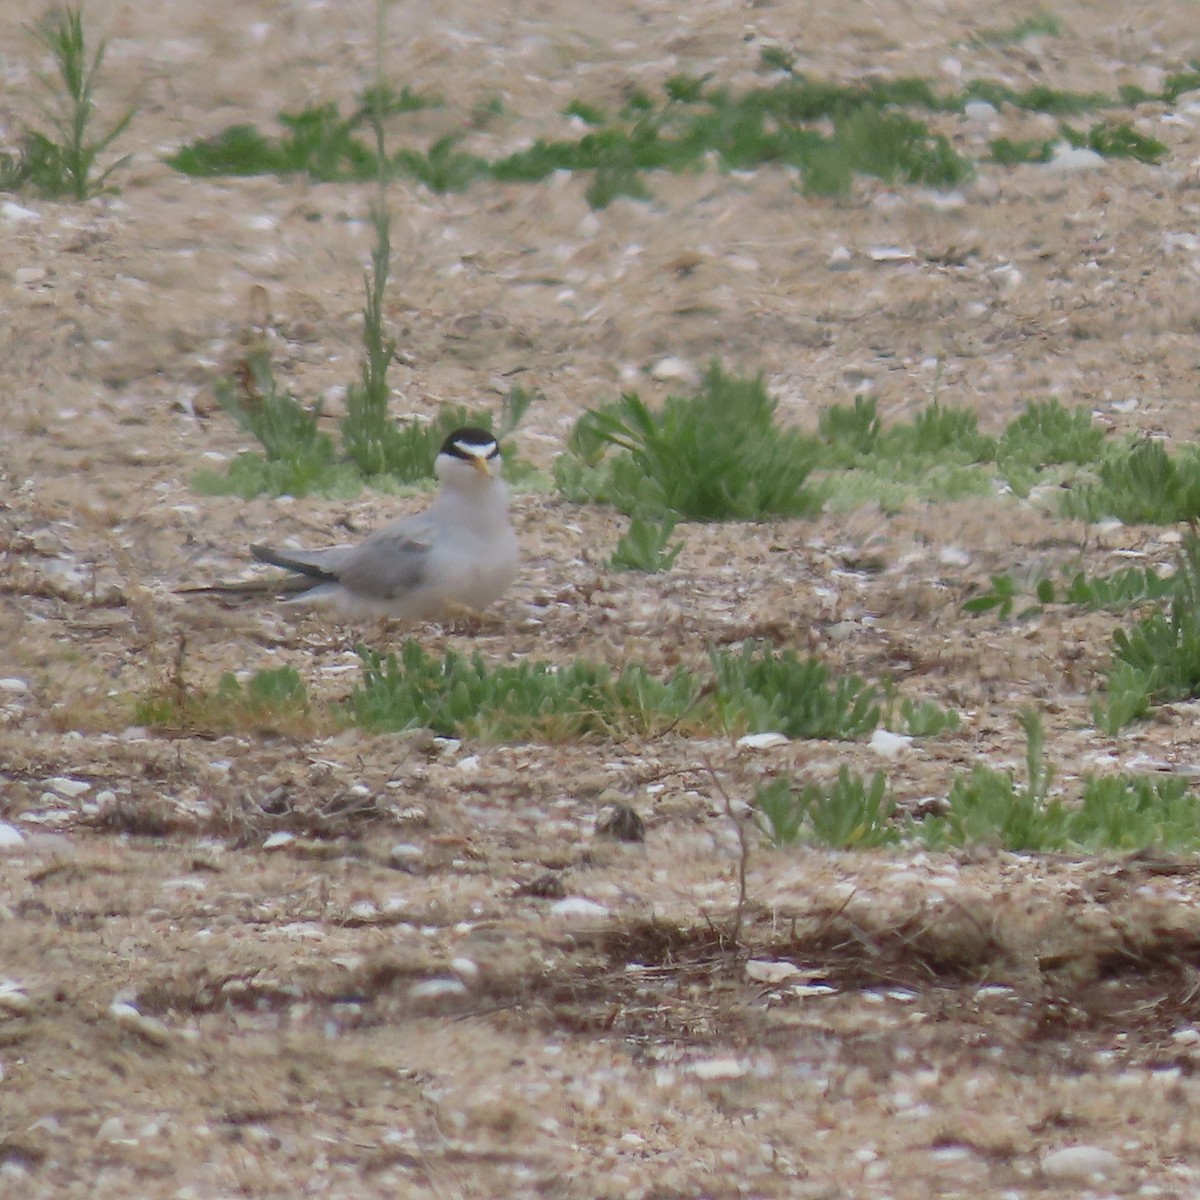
440,427,501,461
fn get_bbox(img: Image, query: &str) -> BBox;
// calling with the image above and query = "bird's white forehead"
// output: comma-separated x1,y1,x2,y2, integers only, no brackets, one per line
452,437,498,457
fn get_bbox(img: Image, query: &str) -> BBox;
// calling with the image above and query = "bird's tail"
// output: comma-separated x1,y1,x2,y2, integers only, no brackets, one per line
249,543,338,581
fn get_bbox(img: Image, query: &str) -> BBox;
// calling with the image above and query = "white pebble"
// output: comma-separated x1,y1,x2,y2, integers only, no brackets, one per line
14,266,46,285
456,755,481,773
449,957,479,984
262,831,294,850
650,356,700,386
1041,1145,1119,1181
745,960,801,984
108,1001,172,1045
46,776,90,799
0,982,31,1013
1046,144,1106,172
550,897,609,920
0,679,28,694
0,825,22,849
408,978,467,1001
1,201,39,223
870,729,913,759
691,1057,746,1080
736,732,789,750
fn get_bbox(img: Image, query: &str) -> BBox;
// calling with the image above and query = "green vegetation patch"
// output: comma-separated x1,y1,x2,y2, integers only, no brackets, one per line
347,638,918,743
0,6,134,199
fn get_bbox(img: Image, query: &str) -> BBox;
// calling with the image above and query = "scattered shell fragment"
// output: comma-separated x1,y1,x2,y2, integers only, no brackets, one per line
262,831,295,850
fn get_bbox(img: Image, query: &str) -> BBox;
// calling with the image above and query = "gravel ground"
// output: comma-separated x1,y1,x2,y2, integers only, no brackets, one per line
5,1,1200,1196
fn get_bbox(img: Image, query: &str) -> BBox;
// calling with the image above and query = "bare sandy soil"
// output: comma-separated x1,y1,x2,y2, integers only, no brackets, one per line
5,1,1200,1196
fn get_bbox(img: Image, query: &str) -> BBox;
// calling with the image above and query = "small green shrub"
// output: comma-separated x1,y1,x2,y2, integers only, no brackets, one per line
756,767,897,849
557,365,822,521
609,514,683,573
711,640,881,740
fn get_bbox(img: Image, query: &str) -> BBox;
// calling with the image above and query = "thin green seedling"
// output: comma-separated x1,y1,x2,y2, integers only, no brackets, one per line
23,7,135,199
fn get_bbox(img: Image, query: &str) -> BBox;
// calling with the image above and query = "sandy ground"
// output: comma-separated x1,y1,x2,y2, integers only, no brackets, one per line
5,1,1200,1196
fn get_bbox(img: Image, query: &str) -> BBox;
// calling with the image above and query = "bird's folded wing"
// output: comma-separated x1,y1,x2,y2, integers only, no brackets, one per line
335,528,432,600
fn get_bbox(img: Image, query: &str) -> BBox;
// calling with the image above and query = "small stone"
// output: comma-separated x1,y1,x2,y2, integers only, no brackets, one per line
108,1001,172,1045
550,897,609,920
1046,143,1105,172
0,679,28,694
456,755,481,773
1040,1145,1119,1181
449,957,479,984
691,1057,746,1080
745,960,802,985
869,729,913,759
594,802,645,843
0,825,23,850
14,266,46,285
408,978,467,1001
1,201,39,223
262,831,294,850
388,843,424,869
46,777,90,799
650,356,700,386
0,981,31,1013
736,732,789,750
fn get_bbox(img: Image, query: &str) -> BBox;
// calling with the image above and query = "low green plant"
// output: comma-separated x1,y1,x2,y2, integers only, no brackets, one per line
556,365,822,521
973,11,1063,44
711,640,881,740
1063,439,1200,524
964,561,1175,622
919,708,1069,851
1072,774,1200,850
1094,531,1200,731
193,351,359,498
350,642,698,739
755,767,897,849
5,7,135,199
897,697,961,737
347,639,893,742
609,514,683,573
1063,120,1168,164
134,666,313,733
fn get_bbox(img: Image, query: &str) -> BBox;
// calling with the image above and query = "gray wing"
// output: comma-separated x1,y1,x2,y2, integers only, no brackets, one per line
332,511,435,601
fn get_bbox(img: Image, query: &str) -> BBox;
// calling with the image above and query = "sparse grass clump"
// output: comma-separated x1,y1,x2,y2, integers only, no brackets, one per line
755,768,897,849
134,666,316,735
712,641,882,740
557,365,822,522
350,643,698,740
609,514,683,573
346,639,903,742
1094,531,1200,732
1063,439,1200,524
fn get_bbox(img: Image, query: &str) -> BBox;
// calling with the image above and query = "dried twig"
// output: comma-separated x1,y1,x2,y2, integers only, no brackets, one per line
701,755,748,945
